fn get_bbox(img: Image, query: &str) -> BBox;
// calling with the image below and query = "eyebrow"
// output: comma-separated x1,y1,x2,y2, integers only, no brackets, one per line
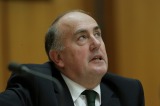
94,26,101,31
74,26,101,35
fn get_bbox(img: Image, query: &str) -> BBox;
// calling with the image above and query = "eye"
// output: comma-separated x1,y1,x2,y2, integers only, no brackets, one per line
94,32,101,38
78,35,87,41
76,34,88,45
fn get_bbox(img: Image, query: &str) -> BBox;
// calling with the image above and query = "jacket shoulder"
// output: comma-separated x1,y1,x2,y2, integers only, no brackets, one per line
102,73,144,105
103,73,143,91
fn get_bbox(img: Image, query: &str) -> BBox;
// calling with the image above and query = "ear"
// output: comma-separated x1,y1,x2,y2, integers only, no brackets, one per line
49,50,64,68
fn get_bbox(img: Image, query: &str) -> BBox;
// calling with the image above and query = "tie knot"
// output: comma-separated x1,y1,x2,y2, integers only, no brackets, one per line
82,90,97,106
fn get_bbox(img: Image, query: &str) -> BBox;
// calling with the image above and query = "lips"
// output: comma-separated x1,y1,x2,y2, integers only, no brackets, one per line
90,55,104,62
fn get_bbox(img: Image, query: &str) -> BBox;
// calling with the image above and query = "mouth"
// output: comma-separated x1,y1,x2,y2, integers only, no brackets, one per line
90,55,103,62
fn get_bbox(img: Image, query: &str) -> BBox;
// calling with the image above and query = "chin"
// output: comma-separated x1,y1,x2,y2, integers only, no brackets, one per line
93,67,107,75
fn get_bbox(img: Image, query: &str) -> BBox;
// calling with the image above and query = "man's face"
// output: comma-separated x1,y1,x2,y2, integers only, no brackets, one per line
56,12,108,82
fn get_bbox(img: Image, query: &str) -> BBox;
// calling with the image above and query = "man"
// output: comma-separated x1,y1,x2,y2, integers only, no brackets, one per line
0,10,144,106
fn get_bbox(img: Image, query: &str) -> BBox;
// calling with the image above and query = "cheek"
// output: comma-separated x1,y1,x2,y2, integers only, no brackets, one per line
61,44,89,66
70,47,89,69
73,49,89,71
62,49,88,72
74,48,88,61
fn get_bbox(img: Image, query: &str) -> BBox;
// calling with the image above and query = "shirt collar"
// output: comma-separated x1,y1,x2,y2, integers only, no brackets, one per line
61,73,101,104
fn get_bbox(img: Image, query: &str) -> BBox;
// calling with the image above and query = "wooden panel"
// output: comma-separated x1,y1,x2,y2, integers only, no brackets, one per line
0,2,3,91
112,0,160,106
6,0,92,63
0,2,11,91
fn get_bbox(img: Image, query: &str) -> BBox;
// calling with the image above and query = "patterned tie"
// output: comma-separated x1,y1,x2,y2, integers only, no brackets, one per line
82,90,97,106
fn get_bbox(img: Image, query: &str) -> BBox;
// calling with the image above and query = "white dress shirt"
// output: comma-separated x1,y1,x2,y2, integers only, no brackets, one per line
61,74,101,106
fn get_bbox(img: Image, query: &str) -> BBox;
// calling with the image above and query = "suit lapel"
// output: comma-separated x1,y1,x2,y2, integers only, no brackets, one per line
100,82,121,106
51,64,74,106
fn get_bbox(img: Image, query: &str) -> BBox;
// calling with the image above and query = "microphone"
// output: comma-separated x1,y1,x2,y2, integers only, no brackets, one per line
8,62,64,106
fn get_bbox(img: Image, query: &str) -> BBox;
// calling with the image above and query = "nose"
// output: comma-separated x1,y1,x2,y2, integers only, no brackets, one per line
89,36,101,51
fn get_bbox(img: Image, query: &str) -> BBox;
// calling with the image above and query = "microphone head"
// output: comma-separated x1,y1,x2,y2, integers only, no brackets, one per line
8,62,23,73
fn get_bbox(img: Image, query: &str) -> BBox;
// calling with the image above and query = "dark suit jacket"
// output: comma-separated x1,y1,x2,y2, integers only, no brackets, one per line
0,61,144,106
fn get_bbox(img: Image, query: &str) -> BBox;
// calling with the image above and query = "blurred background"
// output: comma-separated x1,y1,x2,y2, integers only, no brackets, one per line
0,0,160,106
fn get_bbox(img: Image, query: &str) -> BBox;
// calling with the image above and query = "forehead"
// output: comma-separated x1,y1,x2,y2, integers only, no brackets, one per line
57,12,98,31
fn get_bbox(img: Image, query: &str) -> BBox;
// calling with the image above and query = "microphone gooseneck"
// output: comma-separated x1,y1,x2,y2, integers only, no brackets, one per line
8,62,64,106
